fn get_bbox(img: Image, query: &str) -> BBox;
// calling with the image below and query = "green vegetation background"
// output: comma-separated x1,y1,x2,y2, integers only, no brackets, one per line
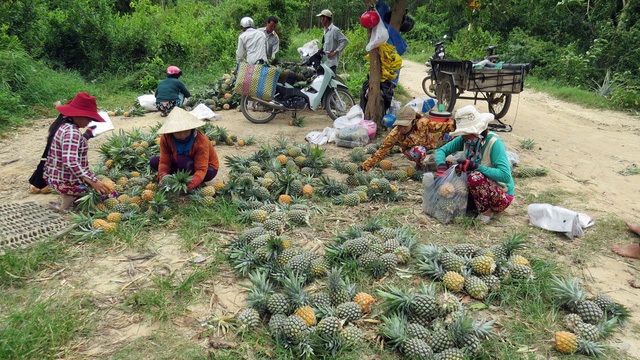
1,0,638,131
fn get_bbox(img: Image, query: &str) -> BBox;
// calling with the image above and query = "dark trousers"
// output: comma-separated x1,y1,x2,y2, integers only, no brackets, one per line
150,155,217,181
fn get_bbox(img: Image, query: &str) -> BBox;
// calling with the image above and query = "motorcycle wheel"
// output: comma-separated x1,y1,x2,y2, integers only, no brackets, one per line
240,95,277,124
324,88,355,120
437,75,456,112
421,73,437,98
487,92,512,120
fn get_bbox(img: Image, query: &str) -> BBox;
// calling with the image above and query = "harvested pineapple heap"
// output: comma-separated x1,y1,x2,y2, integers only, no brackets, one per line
415,234,533,301
188,73,242,111
551,276,630,357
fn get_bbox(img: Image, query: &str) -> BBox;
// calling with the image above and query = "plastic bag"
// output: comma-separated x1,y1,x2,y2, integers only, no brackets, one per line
305,131,328,145
137,94,157,111
366,13,389,52
527,203,594,239
298,39,319,59
333,105,364,129
406,97,436,114
335,125,370,148
422,166,468,224
189,103,219,121
358,120,377,139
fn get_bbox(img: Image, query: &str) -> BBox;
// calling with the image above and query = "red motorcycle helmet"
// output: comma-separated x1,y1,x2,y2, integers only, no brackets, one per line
360,11,380,29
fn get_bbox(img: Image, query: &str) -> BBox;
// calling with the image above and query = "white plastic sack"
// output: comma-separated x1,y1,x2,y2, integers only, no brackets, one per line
305,131,328,145
506,150,519,169
298,39,319,58
527,203,595,239
324,127,338,143
366,12,389,52
189,103,219,121
137,94,157,111
333,105,364,129
406,96,436,114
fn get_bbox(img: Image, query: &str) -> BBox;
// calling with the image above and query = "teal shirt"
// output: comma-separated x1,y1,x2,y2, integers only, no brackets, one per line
155,78,190,102
435,133,514,196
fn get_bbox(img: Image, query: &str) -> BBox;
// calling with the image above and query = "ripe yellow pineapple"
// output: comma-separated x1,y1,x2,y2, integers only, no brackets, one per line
145,183,158,191
106,212,122,223
96,203,107,211
379,159,393,170
443,271,465,292
130,171,140,178
554,331,577,354
103,222,118,233
405,167,415,177
141,189,155,202
509,255,530,267
295,305,317,326
116,177,128,187
105,159,113,168
438,183,456,198
276,154,288,165
279,194,292,204
353,292,376,313
104,198,118,209
214,182,226,191
129,196,141,205
302,184,314,196
237,139,245,146
93,219,109,229
155,137,161,145
117,194,131,204
102,178,116,193
201,186,216,197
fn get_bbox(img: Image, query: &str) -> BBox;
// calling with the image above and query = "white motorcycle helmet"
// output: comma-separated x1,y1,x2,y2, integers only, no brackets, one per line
240,17,254,28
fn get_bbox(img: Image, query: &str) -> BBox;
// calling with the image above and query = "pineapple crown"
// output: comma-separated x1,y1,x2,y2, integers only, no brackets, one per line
550,276,587,309
378,314,408,350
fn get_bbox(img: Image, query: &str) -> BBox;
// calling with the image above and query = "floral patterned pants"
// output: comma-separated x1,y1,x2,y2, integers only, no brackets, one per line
467,171,514,214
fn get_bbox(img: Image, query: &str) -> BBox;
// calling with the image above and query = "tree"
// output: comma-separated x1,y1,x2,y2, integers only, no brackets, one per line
362,0,406,126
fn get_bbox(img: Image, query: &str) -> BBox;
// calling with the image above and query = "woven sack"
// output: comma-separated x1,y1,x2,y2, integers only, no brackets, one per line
234,63,281,100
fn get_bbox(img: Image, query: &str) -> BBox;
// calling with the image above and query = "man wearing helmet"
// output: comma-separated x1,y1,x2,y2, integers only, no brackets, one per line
236,17,268,65
155,65,191,117
316,9,349,74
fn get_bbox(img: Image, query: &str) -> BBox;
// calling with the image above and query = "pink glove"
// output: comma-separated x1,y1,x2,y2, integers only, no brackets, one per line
187,175,202,191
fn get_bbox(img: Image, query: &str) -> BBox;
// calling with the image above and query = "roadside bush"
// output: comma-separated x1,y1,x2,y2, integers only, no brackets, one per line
446,26,502,61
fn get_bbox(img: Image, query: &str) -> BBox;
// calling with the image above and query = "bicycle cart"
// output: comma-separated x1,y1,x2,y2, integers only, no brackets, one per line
431,59,530,127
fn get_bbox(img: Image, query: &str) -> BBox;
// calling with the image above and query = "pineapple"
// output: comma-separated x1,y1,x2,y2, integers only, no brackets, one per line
317,316,341,336
141,189,155,202
380,252,399,273
106,212,122,223
439,252,465,273
282,314,308,341
489,233,527,261
463,274,489,300
591,293,614,311
242,271,273,316
509,263,533,280
512,167,549,178
550,276,603,324
328,268,352,306
379,159,393,170
553,331,604,356
403,337,434,359
429,327,455,353
160,170,193,194
342,192,361,207
287,209,309,226
406,323,430,341
268,313,287,335
278,194,292,204
438,182,456,198
340,325,363,344
201,186,216,197
249,209,269,223
353,292,376,313
336,301,362,323
452,243,478,257
237,308,261,328
377,285,437,320
443,271,465,292
469,255,496,275
508,254,530,267
103,198,118,210
294,305,317,326
434,348,465,360
266,293,291,315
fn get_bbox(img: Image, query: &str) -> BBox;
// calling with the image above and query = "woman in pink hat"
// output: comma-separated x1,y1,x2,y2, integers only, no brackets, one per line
155,65,191,117
44,92,111,212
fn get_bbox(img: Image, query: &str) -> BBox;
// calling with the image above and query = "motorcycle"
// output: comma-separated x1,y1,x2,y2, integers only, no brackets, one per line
239,50,355,124
421,35,447,98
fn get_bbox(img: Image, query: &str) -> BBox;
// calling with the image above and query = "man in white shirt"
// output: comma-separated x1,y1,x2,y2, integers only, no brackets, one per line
236,17,267,65
316,9,349,74
259,16,280,61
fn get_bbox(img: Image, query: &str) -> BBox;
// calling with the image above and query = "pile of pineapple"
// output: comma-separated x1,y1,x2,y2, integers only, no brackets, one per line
415,234,534,301
325,221,417,280
188,73,241,111
551,276,629,357
377,283,495,360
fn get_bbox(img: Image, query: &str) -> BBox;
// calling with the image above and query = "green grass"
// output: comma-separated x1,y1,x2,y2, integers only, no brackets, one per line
0,291,93,359
525,77,612,110
0,238,70,287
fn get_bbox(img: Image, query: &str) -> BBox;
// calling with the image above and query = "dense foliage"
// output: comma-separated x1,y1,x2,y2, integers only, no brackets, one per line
0,0,638,129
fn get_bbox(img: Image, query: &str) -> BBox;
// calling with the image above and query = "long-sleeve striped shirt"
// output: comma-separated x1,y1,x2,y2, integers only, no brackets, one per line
44,122,97,186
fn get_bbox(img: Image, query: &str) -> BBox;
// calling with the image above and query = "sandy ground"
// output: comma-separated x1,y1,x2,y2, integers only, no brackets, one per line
2,59,640,357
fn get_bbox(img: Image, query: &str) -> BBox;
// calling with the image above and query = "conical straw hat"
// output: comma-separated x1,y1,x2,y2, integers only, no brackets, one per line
156,107,206,134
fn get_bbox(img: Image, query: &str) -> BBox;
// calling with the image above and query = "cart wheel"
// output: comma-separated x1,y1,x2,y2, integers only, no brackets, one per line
437,75,456,112
487,93,512,120
421,74,436,98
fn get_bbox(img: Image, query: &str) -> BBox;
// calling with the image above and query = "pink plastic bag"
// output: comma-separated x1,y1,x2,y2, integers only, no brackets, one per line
358,120,377,139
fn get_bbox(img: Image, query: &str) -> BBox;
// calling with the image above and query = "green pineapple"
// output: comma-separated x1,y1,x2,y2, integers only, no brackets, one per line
477,274,501,292
512,167,549,178
428,327,455,353
267,293,291,315
452,243,479,257
463,274,489,300
317,316,341,336
342,192,361,207
358,251,379,268
310,257,329,278
380,252,399,273
282,314,308,341
550,276,604,324
249,209,269,223
286,254,312,274
489,233,527,261
377,285,437,320
509,263,533,280
316,176,349,197
434,347,465,360
406,323,430,341
403,337,434,359
469,255,496,275
336,301,362,323
328,268,352,306
268,313,287,335
382,238,401,252
241,271,273,316
340,325,363,344
237,308,260,328
342,237,370,257
278,248,303,265
591,293,614,311
287,209,310,226
376,227,397,241
394,246,411,264
439,252,465,273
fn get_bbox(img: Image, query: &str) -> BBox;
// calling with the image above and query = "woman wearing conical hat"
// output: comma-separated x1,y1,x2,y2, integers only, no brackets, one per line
150,108,219,190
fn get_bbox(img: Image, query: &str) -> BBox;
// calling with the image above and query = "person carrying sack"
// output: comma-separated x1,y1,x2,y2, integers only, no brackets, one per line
43,92,111,212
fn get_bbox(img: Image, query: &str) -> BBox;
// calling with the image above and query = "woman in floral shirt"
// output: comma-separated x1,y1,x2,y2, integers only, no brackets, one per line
360,106,456,171
44,92,110,212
